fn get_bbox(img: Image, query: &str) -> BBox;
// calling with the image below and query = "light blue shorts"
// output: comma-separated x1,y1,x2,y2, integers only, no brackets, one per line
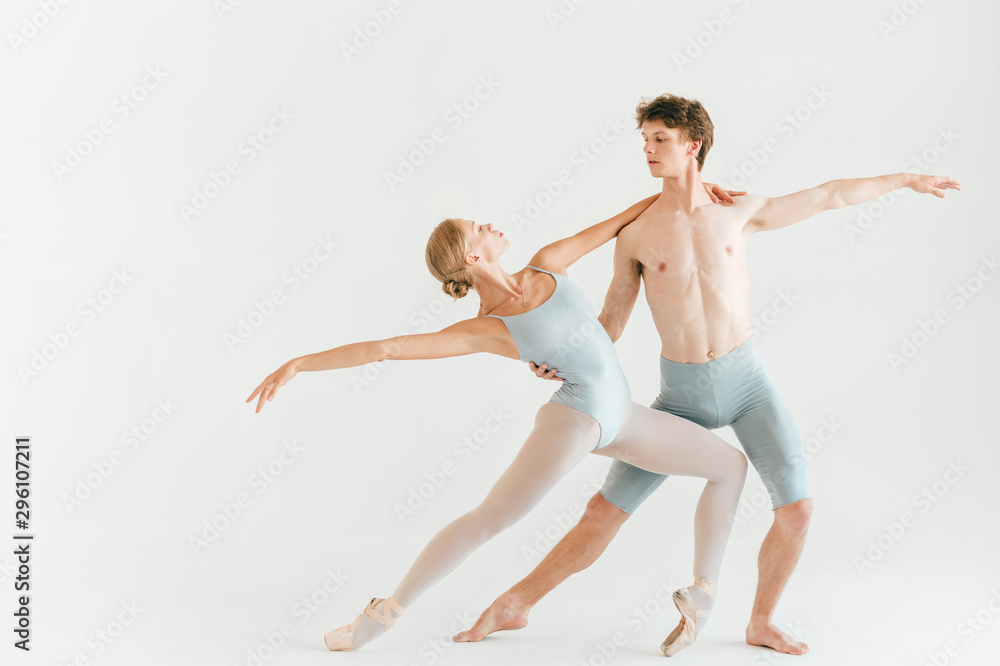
600,337,809,513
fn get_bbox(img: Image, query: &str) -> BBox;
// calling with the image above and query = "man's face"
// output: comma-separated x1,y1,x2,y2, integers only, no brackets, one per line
641,120,698,178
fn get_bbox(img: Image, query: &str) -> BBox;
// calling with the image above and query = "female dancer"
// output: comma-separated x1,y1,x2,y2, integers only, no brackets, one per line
246,194,748,656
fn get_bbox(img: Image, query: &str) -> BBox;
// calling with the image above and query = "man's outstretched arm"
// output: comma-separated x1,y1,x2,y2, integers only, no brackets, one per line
745,172,961,232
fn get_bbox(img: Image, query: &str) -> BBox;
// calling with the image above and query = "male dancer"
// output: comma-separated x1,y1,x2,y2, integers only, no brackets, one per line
455,94,960,654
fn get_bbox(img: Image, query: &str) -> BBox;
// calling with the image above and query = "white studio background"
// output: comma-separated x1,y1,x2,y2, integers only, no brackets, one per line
2,1,998,665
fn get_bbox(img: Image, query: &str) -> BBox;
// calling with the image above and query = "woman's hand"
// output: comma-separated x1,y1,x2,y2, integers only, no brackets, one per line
703,182,747,204
246,360,299,413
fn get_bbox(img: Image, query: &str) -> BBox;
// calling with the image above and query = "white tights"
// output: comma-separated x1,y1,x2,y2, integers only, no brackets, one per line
350,400,748,647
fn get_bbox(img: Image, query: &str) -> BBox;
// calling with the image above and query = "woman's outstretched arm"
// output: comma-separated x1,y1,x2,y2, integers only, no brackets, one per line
246,317,515,412
529,193,659,272
530,183,746,273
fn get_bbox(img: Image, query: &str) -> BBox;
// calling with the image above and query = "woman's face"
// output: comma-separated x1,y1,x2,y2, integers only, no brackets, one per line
456,218,510,266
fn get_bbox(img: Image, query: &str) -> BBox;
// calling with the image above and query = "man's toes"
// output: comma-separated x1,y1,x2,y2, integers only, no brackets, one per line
454,625,485,643
776,635,808,655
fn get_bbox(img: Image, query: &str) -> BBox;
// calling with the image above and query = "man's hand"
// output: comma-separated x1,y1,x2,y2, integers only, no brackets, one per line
907,174,962,198
528,361,564,381
704,182,747,204
748,172,962,233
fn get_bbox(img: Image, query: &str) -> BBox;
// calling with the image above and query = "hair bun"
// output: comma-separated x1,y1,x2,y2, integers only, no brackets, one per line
443,279,470,299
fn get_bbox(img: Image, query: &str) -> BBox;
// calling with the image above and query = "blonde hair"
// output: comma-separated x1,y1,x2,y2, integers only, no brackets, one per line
425,218,473,299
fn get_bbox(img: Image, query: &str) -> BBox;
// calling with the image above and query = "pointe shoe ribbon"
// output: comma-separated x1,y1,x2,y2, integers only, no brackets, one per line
324,597,406,651
661,578,715,657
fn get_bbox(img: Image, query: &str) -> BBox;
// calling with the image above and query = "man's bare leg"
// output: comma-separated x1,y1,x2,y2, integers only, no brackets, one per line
454,493,628,642
745,497,812,655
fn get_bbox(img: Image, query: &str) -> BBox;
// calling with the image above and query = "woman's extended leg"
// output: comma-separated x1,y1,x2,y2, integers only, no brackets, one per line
595,400,747,580
326,403,600,650
594,401,748,655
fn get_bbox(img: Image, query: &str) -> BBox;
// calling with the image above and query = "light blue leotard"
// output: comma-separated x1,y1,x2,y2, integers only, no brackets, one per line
484,266,630,450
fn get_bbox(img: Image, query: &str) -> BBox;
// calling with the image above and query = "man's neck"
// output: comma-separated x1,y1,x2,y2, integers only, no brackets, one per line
658,166,713,214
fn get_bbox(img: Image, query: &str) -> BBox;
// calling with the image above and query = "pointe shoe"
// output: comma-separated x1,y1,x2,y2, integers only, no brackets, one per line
323,597,406,651
660,578,715,657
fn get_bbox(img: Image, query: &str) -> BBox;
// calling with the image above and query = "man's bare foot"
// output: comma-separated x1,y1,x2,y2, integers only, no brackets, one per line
453,593,531,642
746,622,809,655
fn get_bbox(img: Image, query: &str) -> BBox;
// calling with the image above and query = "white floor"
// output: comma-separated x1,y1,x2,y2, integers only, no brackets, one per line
29,528,1000,666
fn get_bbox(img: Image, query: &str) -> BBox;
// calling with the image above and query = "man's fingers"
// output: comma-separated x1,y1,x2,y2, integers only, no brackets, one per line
530,361,563,380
